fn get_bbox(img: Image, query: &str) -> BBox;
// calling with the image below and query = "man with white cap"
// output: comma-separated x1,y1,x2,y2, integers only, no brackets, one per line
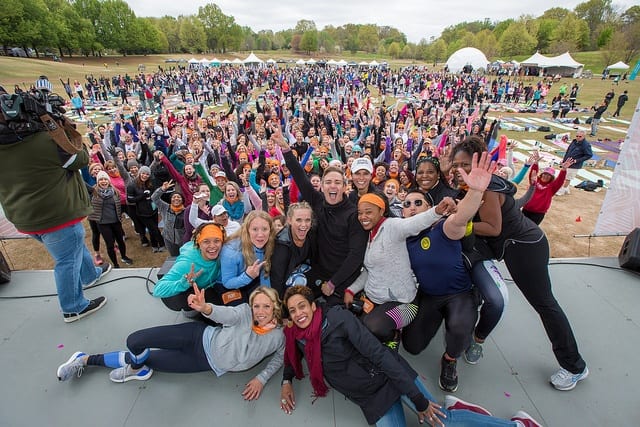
348,157,376,203
211,204,240,235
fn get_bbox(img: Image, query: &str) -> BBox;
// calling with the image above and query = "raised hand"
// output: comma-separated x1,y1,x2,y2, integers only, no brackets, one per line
161,179,174,192
560,158,576,169
455,152,496,193
187,282,208,313
246,260,265,279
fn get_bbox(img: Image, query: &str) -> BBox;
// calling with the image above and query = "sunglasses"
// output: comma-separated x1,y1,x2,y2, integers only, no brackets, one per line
402,199,424,208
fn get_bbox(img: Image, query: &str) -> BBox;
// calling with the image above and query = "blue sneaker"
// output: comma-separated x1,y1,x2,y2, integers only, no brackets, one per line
109,364,153,383
550,366,589,390
57,351,86,381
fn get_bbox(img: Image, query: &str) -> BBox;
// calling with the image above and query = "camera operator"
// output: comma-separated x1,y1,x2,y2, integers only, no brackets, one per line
0,78,111,323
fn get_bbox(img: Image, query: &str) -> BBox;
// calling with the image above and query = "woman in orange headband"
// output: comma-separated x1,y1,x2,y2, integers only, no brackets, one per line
151,223,224,318
344,190,456,347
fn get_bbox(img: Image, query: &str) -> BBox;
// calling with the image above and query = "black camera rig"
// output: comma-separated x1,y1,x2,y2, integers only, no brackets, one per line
0,88,66,143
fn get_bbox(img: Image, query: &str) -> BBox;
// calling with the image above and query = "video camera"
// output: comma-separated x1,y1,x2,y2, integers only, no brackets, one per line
0,76,67,143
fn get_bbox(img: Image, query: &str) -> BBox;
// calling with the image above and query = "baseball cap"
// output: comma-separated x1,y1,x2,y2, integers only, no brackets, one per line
542,167,556,177
211,205,228,216
214,171,227,179
351,157,373,174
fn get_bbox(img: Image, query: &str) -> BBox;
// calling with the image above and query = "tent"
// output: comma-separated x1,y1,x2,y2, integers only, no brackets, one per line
337,59,347,67
210,58,221,66
243,52,263,64
266,58,277,64
296,59,306,65
369,60,380,67
606,61,629,70
221,59,231,65
188,58,199,64
358,61,369,66
306,58,316,64
445,47,489,73
520,51,584,78
231,58,243,65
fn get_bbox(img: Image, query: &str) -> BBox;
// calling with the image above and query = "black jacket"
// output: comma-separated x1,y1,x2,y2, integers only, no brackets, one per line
284,306,429,424
270,225,315,299
283,150,367,294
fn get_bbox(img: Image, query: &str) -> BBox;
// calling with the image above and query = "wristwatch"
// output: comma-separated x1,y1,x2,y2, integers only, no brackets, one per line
281,379,291,386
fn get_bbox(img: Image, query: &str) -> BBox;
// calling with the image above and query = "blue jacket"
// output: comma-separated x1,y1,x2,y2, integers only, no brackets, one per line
562,139,593,169
220,239,270,289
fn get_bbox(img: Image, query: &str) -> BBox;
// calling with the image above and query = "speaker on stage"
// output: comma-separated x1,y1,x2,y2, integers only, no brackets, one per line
619,228,640,272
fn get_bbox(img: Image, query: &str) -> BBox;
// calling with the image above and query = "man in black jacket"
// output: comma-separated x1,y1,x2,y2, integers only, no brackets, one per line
612,90,629,118
557,131,593,196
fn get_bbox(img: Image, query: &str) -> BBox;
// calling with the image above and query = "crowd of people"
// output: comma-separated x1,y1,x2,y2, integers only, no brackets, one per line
2,65,598,426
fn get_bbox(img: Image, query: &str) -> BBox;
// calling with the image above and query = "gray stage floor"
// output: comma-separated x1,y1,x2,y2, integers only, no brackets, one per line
0,257,639,427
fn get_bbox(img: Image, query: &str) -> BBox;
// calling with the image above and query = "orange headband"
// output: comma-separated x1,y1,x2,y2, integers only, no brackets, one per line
196,224,224,245
359,193,386,211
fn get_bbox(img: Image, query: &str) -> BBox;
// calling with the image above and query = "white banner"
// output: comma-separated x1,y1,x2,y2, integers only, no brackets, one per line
594,96,640,235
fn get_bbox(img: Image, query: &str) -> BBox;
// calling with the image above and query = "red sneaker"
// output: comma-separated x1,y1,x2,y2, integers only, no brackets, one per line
444,395,492,416
511,410,543,427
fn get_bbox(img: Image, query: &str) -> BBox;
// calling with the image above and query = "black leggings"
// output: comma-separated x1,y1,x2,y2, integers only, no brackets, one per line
138,214,163,248
502,234,586,374
402,289,478,359
97,222,127,266
126,322,211,372
360,301,403,343
89,220,101,252
522,209,546,225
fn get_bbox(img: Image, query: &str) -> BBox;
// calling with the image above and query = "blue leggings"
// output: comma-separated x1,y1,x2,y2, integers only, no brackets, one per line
471,260,509,340
376,378,517,427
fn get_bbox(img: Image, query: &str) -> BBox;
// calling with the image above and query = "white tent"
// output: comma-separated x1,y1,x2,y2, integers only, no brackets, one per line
296,59,306,65
445,47,489,73
337,59,348,67
607,61,629,70
231,58,243,65
266,58,277,64
221,59,231,65
211,57,220,64
327,59,337,65
369,60,380,67
521,51,583,77
358,61,369,66
306,58,316,64
243,52,263,64
188,58,199,64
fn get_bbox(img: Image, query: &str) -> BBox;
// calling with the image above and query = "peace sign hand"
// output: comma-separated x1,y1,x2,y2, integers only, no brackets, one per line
187,282,208,313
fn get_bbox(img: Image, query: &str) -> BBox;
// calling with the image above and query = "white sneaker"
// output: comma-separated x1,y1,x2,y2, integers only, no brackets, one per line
550,366,589,390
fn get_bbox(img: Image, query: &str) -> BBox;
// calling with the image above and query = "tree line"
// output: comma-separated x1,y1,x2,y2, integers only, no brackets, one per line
1,0,638,64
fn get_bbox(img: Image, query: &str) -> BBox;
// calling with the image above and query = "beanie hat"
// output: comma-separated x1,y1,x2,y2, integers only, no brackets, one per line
96,171,110,182
139,166,151,175
127,159,139,169
499,166,514,180
88,163,102,175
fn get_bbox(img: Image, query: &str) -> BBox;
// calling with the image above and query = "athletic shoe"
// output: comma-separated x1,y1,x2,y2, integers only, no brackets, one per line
84,263,112,288
109,364,153,383
439,355,458,392
511,410,543,427
156,246,166,252
444,395,492,416
57,351,86,381
94,253,104,266
121,257,134,265
152,247,159,253
63,296,107,323
550,366,588,391
464,341,483,365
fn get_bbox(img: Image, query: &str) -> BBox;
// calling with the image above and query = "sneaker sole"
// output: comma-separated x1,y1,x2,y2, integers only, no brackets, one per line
57,351,85,381
445,396,492,416
439,378,458,393
63,298,107,323
84,263,113,288
110,368,153,383
551,367,589,391
463,353,481,365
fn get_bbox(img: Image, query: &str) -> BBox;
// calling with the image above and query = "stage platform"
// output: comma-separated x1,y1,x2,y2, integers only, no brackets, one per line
0,257,638,426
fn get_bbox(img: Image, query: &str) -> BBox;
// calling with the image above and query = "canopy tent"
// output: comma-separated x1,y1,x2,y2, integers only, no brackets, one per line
445,47,489,73
606,61,629,70
306,58,316,64
295,59,306,65
188,58,199,64
243,52,263,64
199,58,210,66
221,59,231,65
210,58,221,67
327,59,337,65
266,58,277,64
231,58,243,65
520,51,584,77
337,59,348,67
369,60,380,66
358,61,369,66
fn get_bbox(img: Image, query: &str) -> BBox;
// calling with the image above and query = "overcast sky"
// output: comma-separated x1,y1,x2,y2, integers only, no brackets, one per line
128,0,635,43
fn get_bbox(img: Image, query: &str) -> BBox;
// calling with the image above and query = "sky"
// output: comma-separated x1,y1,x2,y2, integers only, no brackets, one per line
128,0,635,43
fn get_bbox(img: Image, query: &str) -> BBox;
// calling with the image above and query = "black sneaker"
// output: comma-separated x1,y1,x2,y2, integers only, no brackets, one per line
439,355,459,392
63,296,107,323
121,257,133,265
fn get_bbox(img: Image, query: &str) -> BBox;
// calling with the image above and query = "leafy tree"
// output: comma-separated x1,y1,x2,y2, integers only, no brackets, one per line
98,0,137,54
536,18,560,51
387,41,401,59
179,15,206,53
378,26,406,46
357,24,378,53
541,7,571,20
318,30,336,54
198,3,241,53
401,43,414,60
492,19,514,40
154,16,181,54
498,21,537,56
475,29,499,59
294,20,317,33
300,30,318,54
575,0,614,49
430,39,447,63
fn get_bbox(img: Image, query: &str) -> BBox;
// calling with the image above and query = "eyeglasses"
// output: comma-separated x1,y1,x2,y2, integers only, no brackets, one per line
402,199,424,208
576,135,584,138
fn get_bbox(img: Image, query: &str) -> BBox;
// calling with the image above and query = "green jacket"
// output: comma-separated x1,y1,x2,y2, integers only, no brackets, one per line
0,131,91,232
